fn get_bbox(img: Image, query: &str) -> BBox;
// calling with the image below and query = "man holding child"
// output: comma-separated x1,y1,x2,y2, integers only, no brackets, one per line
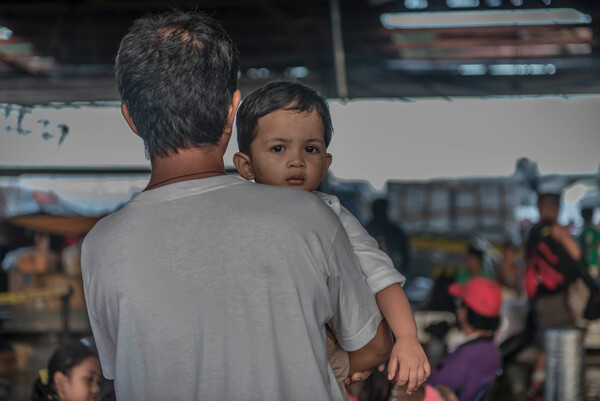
82,10,392,401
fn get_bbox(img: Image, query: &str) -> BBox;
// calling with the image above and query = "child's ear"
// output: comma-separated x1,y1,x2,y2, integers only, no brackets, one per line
233,152,255,181
53,371,68,396
320,153,333,182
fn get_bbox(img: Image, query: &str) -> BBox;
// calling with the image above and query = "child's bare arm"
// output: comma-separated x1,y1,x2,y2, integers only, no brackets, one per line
347,319,393,377
376,283,431,394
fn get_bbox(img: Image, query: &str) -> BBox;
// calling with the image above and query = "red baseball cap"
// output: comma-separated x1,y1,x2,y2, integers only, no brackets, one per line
448,277,502,318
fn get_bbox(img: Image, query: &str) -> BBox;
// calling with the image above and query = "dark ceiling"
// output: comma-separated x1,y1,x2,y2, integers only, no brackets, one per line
1,0,599,105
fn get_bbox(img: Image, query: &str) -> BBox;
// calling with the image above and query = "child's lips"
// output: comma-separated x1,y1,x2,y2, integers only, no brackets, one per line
287,176,305,185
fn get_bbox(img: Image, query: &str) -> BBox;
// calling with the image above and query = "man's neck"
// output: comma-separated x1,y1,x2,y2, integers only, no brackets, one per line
147,146,226,190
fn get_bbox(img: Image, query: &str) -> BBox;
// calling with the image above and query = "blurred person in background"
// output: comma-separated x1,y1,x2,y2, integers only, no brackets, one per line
427,277,503,401
454,244,495,285
31,340,101,401
366,199,412,279
579,207,600,279
523,191,581,400
496,242,524,300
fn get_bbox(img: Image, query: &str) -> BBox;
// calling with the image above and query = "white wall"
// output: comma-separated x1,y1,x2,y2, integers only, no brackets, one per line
2,96,599,190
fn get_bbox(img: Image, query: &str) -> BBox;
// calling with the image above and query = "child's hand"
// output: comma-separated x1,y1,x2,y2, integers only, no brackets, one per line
387,336,430,394
343,369,373,386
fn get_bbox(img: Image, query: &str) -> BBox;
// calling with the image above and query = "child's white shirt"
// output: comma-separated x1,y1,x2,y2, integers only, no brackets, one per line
315,191,406,294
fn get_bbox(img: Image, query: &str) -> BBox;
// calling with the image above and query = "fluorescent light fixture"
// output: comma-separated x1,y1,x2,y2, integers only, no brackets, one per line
451,63,556,76
381,8,591,29
456,64,487,75
284,66,310,79
449,64,556,76
405,0,428,10
247,68,271,79
447,0,479,8
0,27,13,40
488,63,556,75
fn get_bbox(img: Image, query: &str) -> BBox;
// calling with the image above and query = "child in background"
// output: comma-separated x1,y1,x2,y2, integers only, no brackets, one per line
233,81,429,397
454,244,494,284
31,340,101,401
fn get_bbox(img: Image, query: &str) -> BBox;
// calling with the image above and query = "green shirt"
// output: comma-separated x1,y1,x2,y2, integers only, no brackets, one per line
454,267,496,284
579,224,600,267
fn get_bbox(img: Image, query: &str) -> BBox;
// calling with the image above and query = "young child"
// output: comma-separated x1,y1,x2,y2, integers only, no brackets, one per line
32,340,101,401
454,244,494,284
233,81,430,397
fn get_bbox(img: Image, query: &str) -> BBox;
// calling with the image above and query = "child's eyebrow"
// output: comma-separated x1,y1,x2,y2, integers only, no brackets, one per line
263,137,292,143
262,137,325,144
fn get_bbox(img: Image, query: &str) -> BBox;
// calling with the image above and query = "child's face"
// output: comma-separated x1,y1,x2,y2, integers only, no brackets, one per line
465,253,482,274
55,356,101,401
237,108,332,192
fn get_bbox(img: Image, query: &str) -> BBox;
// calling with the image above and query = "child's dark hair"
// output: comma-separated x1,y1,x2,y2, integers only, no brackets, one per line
31,340,96,401
537,193,560,207
236,81,333,154
467,244,484,262
463,303,500,331
581,207,593,222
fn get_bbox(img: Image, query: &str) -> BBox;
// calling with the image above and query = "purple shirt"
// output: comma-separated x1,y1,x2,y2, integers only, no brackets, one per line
428,337,501,401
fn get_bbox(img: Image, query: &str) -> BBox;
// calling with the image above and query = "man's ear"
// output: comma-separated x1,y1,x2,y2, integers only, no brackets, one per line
223,90,242,137
218,90,242,154
120,103,138,135
233,152,255,181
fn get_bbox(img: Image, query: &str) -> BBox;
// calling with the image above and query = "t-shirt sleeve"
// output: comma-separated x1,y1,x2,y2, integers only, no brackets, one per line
326,225,383,352
81,233,117,380
338,205,406,294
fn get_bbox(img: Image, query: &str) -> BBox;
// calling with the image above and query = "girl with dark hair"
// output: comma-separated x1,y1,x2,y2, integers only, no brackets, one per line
31,340,101,401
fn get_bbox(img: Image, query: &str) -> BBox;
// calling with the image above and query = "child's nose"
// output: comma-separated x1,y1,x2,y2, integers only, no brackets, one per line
287,151,305,168
92,380,100,395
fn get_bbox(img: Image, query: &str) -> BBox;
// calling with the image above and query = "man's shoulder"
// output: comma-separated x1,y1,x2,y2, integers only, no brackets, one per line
244,185,337,214
82,207,129,251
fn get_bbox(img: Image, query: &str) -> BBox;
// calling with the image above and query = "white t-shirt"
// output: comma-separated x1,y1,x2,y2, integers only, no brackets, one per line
315,192,406,293
82,175,382,401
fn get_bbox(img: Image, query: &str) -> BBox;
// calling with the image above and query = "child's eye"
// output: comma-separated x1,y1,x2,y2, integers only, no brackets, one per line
271,145,283,152
305,146,319,153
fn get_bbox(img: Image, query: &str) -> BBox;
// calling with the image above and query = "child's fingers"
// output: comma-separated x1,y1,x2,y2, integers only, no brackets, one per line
387,358,398,381
377,363,386,373
406,367,419,394
419,361,431,386
396,362,410,389
417,366,426,387
424,360,432,379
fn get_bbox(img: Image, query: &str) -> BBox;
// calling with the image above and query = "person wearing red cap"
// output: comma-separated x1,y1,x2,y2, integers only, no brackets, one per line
427,278,502,401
